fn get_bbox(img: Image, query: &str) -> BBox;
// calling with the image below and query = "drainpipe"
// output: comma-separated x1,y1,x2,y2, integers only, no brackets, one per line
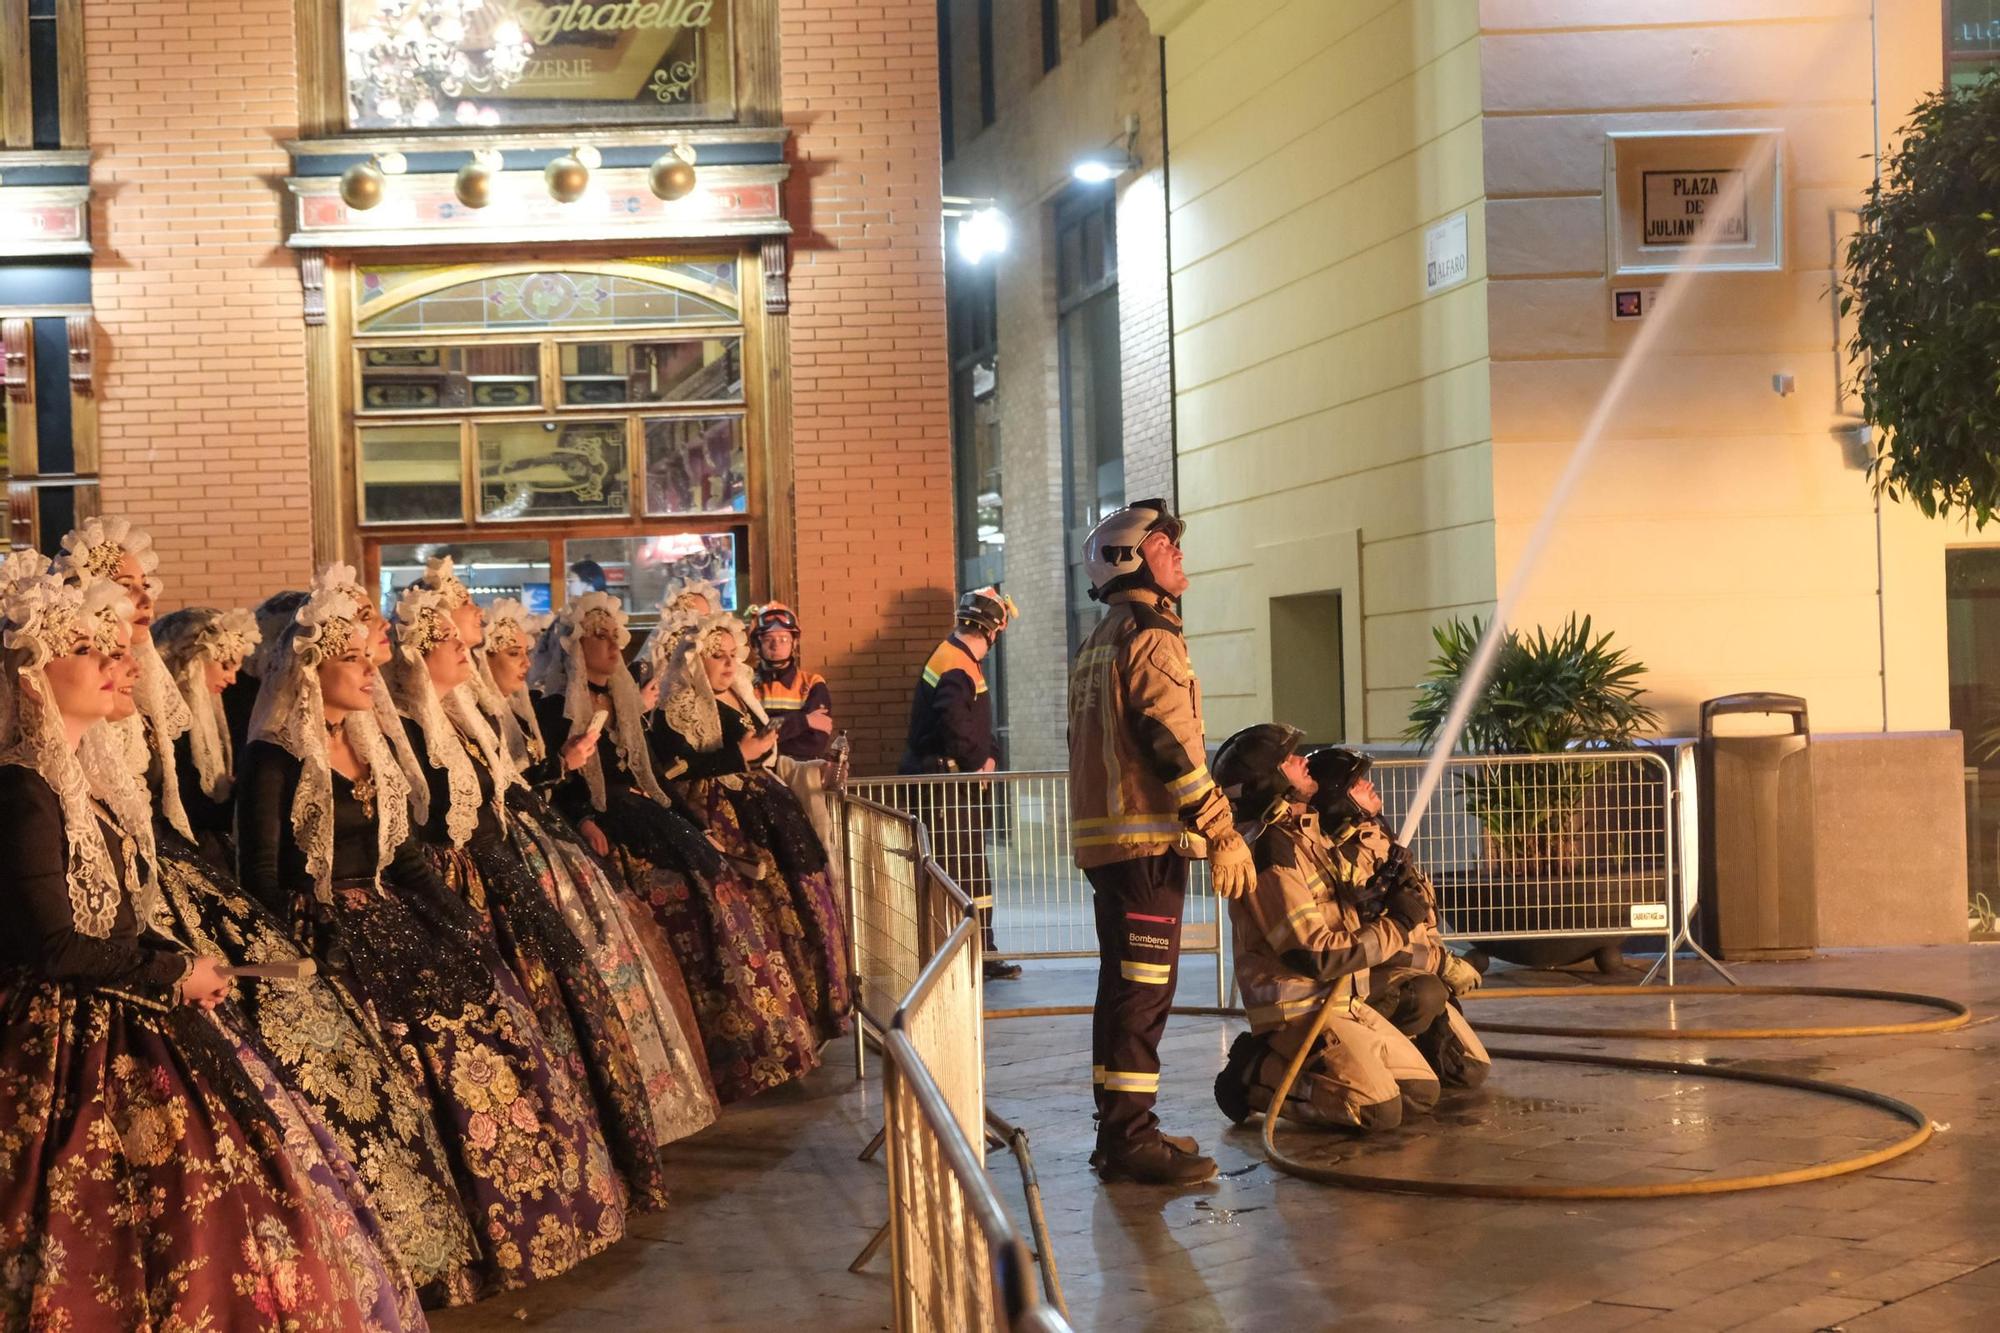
1869,0,1890,732
1159,35,1179,512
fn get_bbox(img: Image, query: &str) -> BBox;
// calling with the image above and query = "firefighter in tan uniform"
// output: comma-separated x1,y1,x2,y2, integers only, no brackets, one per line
1211,724,1443,1132
1069,499,1255,1185
1305,747,1491,1088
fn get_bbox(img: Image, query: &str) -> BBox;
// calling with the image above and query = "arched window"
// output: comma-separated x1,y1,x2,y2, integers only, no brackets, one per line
347,258,757,621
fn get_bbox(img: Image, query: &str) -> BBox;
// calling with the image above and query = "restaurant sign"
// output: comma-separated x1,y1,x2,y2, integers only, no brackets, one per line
345,0,734,131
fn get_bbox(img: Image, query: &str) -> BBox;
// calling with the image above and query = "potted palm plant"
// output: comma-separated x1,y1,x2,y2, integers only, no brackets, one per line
1405,614,1661,970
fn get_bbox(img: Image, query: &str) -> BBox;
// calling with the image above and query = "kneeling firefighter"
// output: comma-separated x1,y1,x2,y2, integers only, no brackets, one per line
1305,746,1491,1090
1212,724,1441,1132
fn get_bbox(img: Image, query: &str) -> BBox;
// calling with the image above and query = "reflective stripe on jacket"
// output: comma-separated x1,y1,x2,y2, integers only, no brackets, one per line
1229,807,1411,1035
1066,589,1232,869
900,636,995,774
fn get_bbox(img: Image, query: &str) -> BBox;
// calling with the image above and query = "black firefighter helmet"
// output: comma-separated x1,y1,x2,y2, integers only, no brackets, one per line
1213,723,1306,825
1305,746,1374,827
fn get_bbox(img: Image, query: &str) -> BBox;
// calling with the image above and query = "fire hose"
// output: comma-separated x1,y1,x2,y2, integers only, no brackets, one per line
988,983,1971,1201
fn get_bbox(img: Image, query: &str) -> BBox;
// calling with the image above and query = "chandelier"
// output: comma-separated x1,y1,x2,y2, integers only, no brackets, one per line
345,0,535,128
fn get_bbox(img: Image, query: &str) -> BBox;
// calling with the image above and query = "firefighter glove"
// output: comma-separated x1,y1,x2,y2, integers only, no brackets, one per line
1209,830,1256,900
1441,951,1484,996
1384,883,1430,931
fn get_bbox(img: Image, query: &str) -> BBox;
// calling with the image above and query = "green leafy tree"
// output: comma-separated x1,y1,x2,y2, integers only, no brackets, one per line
1844,71,2000,526
1405,614,1658,870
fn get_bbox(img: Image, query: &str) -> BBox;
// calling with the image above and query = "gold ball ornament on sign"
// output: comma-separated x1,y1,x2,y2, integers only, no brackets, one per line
545,154,590,203
340,160,385,211
454,160,494,209
649,153,697,202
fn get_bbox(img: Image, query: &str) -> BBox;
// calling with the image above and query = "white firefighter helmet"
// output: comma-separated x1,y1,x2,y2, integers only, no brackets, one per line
1082,498,1185,600
955,586,1019,636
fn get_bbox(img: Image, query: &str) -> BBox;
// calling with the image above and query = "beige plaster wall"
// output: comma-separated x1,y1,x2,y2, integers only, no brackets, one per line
1145,0,1497,744
1481,0,1958,736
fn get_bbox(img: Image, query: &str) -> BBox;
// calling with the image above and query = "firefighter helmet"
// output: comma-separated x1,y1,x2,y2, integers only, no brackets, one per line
1213,722,1307,824
1082,498,1186,601
748,600,802,644
1305,746,1375,826
955,585,1019,637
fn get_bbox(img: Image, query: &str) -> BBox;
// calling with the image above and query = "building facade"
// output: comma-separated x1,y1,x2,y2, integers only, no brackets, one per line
0,0,956,774
937,0,1172,769
1137,0,1990,927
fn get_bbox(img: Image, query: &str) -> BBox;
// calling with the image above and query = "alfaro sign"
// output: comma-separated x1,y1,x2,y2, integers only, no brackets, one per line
345,0,734,131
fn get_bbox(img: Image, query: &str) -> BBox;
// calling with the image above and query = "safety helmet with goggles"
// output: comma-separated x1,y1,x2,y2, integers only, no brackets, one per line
748,601,802,643
955,586,1019,637
1083,498,1185,601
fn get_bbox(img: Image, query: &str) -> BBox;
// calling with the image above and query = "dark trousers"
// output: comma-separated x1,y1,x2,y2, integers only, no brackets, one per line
912,779,1001,954
1088,853,1187,1149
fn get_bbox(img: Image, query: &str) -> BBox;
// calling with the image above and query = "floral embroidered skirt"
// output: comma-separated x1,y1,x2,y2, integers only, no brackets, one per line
0,975,420,1331
154,837,480,1306
508,795,718,1145
713,773,854,1043
426,831,670,1215
305,875,626,1294
589,788,820,1104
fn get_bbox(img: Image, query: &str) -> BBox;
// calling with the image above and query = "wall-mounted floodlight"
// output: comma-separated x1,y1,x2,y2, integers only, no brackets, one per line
953,206,1011,264
1071,114,1141,184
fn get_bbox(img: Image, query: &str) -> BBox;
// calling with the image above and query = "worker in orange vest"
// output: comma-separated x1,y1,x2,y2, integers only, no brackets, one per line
747,601,834,761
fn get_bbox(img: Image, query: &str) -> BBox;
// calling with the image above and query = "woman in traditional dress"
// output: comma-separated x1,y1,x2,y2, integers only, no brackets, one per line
149,604,259,869
430,575,718,1140
531,592,820,1102
238,571,627,1294
652,612,854,1042
0,572,420,1331
384,582,672,1204
58,523,483,1306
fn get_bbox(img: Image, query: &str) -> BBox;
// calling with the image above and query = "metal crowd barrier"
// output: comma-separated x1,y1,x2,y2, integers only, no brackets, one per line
842,795,1073,1333
845,772,1226,1003
1368,750,1677,949
853,750,1682,997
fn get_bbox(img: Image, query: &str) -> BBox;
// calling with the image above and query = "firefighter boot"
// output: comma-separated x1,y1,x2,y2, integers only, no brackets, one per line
1214,1032,1266,1125
1094,1135,1218,1186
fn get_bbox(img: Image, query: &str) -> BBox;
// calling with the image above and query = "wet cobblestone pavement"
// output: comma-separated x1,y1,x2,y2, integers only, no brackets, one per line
435,946,2000,1330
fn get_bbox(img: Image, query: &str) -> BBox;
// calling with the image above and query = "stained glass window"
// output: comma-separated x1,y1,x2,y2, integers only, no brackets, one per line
356,261,738,334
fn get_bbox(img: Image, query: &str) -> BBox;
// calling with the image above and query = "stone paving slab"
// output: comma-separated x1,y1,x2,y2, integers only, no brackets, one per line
433,947,2000,1329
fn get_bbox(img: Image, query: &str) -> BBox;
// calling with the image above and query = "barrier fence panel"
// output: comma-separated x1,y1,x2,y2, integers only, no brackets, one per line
847,773,1224,996
846,796,927,1034
898,895,987,1157
1367,751,1677,945
883,1023,1037,1332
842,792,1072,1332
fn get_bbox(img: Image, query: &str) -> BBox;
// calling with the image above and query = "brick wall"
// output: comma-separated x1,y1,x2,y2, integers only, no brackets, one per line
83,0,311,612
781,0,957,775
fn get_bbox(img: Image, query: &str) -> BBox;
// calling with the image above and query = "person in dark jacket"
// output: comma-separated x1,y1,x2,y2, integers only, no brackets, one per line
900,586,1021,980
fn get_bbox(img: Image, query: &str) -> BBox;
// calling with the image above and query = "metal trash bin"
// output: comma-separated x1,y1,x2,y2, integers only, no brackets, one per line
1697,693,1818,961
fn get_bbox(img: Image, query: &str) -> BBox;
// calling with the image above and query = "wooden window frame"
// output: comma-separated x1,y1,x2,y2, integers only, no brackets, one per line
333,249,777,618
1,0,85,149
